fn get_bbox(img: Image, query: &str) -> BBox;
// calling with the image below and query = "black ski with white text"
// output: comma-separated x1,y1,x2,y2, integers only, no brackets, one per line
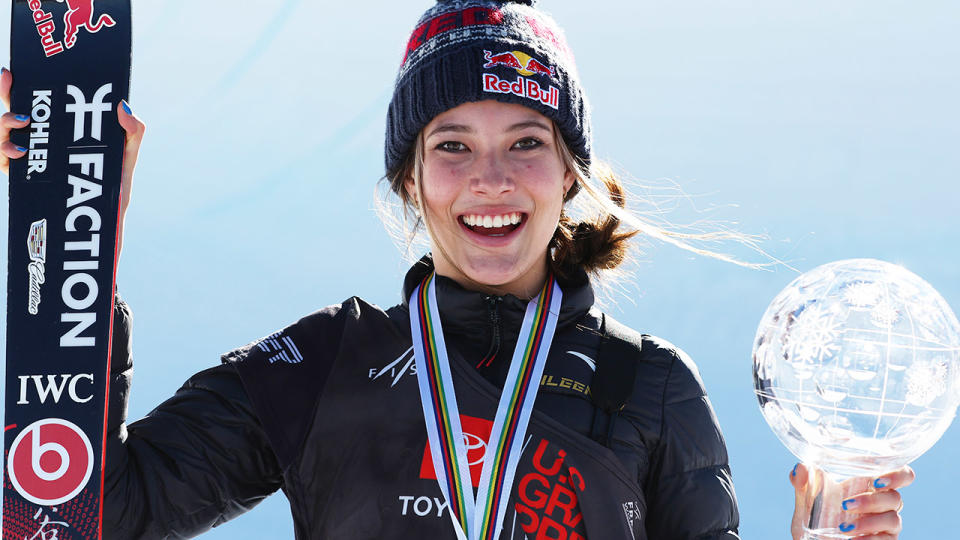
3,1,130,538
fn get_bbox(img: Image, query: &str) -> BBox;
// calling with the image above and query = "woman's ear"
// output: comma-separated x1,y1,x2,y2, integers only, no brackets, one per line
404,175,419,208
563,169,576,198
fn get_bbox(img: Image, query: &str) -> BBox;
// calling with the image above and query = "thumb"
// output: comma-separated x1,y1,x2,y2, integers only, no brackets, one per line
790,463,811,540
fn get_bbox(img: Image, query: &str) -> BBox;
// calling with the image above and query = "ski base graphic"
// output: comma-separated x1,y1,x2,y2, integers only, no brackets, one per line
4,1,131,538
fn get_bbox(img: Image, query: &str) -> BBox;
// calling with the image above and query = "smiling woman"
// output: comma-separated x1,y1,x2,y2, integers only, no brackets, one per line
0,0,917,539
408,101,575,298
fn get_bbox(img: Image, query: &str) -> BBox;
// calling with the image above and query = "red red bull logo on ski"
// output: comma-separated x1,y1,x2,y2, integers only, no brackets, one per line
482,50,559,110
26,0,117,57
61,0,116,49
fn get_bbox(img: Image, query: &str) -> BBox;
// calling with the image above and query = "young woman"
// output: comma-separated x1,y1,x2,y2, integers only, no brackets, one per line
1,1,913,538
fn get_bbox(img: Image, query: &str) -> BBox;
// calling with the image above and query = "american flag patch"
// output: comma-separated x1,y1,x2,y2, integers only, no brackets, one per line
257,332,304,364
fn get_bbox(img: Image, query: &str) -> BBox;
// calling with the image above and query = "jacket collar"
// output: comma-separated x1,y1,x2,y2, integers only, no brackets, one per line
401,254,594,336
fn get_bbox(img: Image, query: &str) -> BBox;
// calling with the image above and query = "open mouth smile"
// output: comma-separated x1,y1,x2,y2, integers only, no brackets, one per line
459,212,525,237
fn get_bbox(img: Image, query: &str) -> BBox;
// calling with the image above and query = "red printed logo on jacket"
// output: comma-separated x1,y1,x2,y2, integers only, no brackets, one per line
420,416,588,539
515,438,587,540
420,414,493,488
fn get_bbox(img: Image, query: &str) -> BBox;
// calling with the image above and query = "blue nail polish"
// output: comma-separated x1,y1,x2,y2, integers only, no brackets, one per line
838,523,856,533
873,478,889,489
14,114,30,122
15,145,27,152
121,101,131,115
791,463,798,477
841,498,856,511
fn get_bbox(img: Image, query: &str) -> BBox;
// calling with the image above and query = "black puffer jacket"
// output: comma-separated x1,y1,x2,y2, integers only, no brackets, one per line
103,258,739,539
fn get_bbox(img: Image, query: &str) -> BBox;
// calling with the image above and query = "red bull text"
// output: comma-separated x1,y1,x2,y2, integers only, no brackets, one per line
482,73,559,110
28,1,65,57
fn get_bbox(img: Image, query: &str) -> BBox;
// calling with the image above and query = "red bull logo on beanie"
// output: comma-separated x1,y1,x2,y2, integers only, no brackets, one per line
483,50,556,80
482,50,559,110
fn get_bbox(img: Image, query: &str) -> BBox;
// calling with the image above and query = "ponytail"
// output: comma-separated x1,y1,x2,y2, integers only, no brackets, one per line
549,165,637,280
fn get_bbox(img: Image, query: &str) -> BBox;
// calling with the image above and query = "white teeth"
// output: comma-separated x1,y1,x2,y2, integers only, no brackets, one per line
463,213,524,228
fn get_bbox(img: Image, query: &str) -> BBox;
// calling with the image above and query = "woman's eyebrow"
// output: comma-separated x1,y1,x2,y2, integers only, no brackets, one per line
426,120,551,139
507,120,551,132
426,123,473,138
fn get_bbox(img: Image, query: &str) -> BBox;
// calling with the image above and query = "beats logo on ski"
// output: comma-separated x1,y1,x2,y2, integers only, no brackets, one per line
7,418,94,505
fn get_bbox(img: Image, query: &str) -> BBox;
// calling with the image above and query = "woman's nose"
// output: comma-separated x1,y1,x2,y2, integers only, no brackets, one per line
469,152,514,196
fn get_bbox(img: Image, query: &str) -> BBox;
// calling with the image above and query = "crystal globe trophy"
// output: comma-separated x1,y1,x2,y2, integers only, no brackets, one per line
753,259,960,539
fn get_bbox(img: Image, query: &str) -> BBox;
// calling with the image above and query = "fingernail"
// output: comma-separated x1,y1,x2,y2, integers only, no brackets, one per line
841,498,857,511
121,100,131,115
791,463,799,477
1,67,6,76
14,114,30,122
15,145,27,152
873,477,889,489
838,522,856,532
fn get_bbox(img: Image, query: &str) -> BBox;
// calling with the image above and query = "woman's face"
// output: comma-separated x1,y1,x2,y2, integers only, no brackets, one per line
407,100,575,298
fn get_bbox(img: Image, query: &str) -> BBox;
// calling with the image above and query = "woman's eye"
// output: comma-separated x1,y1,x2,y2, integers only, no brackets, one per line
436,141,468,152
513,137,544,150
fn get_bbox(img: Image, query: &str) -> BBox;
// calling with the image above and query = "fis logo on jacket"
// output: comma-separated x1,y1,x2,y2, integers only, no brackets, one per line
369,347,417,387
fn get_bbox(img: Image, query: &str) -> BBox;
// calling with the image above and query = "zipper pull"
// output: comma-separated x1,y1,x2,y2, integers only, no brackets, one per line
476,296,503,368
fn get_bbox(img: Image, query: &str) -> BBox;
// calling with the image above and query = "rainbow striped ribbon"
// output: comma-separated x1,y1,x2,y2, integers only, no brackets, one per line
409,272,562,540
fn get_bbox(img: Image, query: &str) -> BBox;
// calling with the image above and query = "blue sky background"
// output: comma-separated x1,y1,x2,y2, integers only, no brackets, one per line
2,1,959,538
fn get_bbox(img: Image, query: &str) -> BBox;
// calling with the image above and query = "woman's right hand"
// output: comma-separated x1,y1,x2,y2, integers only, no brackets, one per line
1,66,145,257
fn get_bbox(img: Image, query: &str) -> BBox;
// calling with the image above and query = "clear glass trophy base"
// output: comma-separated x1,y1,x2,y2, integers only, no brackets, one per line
800,469,873,540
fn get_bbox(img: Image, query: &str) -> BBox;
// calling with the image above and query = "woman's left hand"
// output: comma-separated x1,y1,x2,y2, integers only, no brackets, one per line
790,463,914,539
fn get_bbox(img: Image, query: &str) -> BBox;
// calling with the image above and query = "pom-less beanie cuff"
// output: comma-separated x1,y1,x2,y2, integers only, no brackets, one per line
385,0,592,175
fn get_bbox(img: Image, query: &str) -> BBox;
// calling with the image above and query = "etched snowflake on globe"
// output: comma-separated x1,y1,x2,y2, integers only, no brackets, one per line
753,259,960,478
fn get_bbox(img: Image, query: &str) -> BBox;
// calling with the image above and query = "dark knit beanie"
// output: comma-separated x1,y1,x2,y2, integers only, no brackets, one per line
385,0,591,175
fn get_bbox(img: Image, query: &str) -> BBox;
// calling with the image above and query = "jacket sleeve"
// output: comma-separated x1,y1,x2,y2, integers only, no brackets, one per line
102,296,284,539
643,342,740,540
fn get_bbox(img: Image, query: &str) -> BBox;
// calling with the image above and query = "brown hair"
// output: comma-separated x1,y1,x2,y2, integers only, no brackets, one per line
547,125,637,280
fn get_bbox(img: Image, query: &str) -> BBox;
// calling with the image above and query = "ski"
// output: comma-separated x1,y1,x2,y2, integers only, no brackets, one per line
3,1,130,538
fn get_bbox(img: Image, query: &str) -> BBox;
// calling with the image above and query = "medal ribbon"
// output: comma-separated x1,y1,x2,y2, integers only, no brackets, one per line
409,272,562,540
